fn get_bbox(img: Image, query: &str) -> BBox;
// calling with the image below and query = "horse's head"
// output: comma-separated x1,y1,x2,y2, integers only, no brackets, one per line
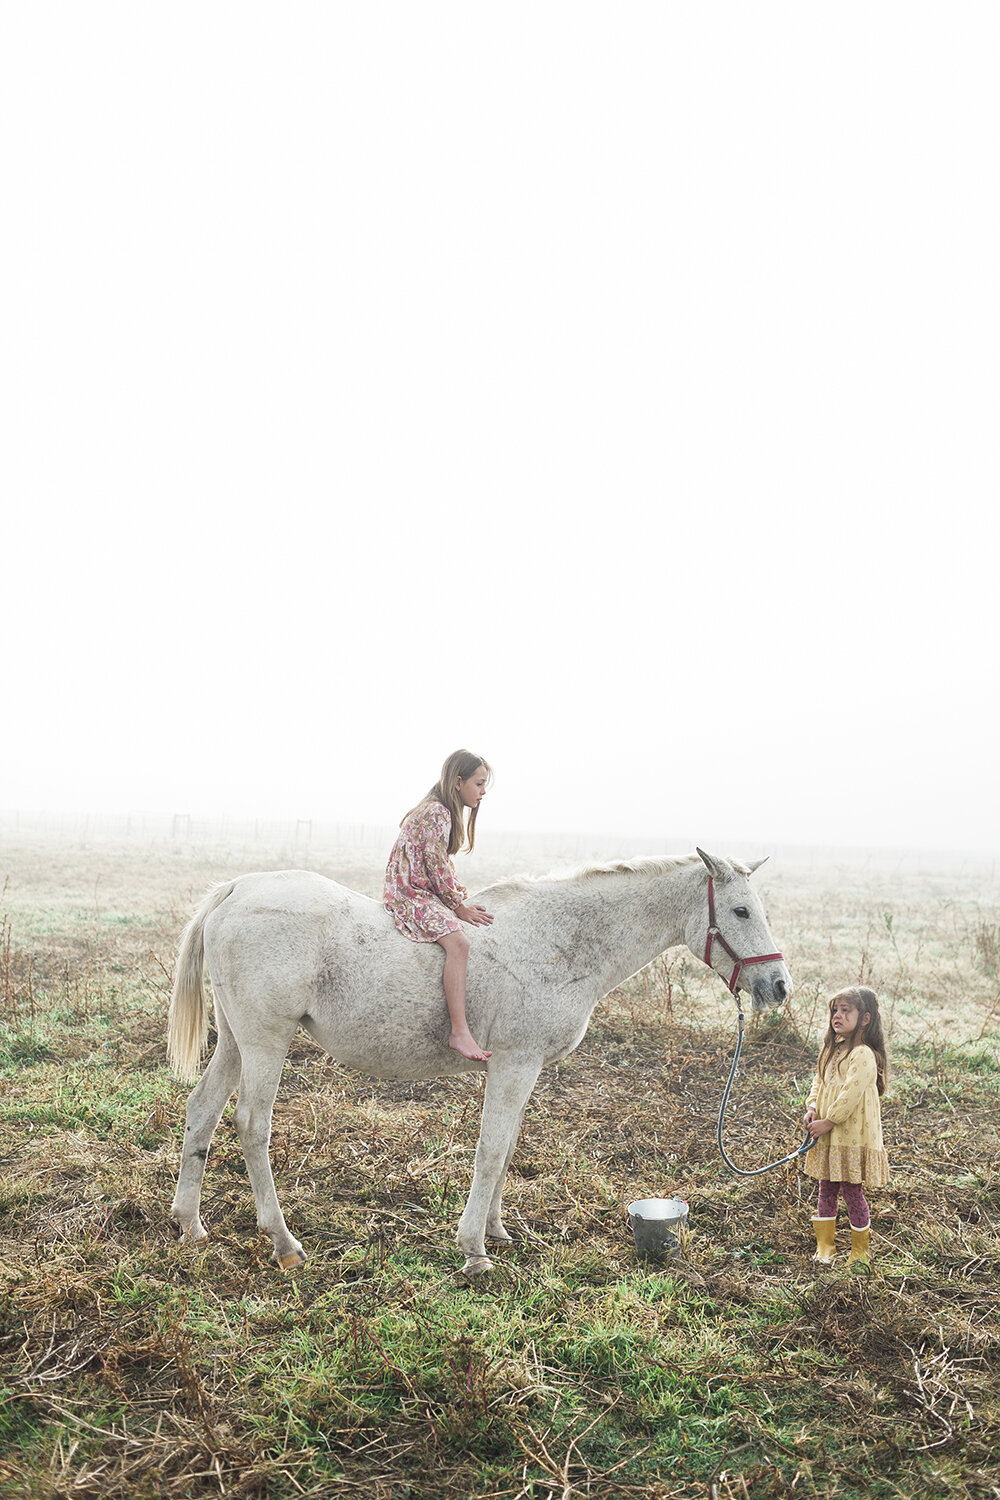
688,848,793,1012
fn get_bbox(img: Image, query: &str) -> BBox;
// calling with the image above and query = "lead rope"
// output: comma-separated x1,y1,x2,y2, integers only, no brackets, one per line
717,996,816,1177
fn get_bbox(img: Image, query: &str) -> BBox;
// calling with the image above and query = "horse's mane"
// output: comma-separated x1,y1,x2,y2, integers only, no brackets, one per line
478,852,713,898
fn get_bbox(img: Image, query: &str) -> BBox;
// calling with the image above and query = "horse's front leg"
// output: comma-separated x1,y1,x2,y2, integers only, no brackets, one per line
457,1057,542,1275
485,1100,528,1246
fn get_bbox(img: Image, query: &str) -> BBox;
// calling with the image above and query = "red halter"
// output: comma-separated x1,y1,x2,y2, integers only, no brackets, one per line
703,877,785,994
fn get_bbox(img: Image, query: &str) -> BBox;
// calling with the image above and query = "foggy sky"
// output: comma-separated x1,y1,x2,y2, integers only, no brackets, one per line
4,4,998,855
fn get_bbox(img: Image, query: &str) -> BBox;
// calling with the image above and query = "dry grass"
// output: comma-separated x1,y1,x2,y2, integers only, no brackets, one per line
1,832,998,1498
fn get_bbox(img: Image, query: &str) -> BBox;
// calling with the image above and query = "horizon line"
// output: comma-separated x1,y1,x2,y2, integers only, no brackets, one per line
1,807,997,865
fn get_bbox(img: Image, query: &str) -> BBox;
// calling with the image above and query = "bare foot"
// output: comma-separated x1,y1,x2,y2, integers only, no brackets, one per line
449,1030,492,1061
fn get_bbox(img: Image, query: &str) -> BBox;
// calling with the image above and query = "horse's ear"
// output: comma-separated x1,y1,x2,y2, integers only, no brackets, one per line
746,857,769,875
696,848,731,881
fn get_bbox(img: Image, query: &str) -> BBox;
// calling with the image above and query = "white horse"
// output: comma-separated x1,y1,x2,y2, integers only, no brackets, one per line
167,848,791,1274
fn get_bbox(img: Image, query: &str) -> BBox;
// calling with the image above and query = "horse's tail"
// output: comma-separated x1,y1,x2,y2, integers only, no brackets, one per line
167,880,238,1081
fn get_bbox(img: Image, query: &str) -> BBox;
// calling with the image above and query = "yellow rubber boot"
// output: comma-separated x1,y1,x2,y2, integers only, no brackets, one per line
847,1225,870,1268
811,1217,837,1264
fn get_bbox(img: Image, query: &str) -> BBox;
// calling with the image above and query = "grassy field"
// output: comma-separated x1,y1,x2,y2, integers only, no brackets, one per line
1,831,998,1499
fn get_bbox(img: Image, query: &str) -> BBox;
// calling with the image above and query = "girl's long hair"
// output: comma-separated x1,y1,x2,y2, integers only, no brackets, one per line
817,986,889,1095
402,749,492,856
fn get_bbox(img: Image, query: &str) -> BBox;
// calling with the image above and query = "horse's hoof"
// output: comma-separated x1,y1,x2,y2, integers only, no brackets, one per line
174,1225,209,1247
461,1254,494,1277
278,1250,307,1271
486,1226,512,1244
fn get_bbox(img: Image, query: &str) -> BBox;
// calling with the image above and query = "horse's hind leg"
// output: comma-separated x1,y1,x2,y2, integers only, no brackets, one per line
170,1004,241,1245
233,1042,306,1270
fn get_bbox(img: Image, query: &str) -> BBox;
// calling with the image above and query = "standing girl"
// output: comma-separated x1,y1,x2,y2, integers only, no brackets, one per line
384,750,495,1061
803,986,890,1267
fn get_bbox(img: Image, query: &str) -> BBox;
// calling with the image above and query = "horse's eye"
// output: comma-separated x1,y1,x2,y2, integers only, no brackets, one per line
733,906,750,919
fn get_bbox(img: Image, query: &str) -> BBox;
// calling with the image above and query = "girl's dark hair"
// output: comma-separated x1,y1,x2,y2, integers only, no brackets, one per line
402,749,492,856
817,986,889,1095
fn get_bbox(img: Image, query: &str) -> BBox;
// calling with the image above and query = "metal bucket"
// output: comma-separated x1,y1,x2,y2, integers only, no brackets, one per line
627,1196,689,1260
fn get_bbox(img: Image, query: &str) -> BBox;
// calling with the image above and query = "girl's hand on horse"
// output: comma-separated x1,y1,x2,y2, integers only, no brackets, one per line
808,1117,834,1138
458,903,494,927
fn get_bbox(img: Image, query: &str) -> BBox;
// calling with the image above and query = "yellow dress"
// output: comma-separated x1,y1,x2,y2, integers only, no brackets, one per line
803,1040,889,1187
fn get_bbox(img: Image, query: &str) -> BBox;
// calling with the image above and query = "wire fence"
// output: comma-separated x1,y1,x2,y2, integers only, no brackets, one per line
0,809,386,849
0,809,995,878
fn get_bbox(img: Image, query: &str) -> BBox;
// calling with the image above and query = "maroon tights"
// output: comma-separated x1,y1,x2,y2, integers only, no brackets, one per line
816,1179,870,1229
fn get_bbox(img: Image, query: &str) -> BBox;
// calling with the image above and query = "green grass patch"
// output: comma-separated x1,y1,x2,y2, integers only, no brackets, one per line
1,842,998,1497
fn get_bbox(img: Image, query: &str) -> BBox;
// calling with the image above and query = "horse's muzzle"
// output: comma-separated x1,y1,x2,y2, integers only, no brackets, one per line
750,968,792,1011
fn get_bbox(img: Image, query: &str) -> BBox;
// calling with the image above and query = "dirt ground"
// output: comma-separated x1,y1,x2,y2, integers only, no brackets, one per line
1,828,998,1497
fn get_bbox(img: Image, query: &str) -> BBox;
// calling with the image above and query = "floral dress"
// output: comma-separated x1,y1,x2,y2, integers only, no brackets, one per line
802,1041,890,1187
383,800,469,943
